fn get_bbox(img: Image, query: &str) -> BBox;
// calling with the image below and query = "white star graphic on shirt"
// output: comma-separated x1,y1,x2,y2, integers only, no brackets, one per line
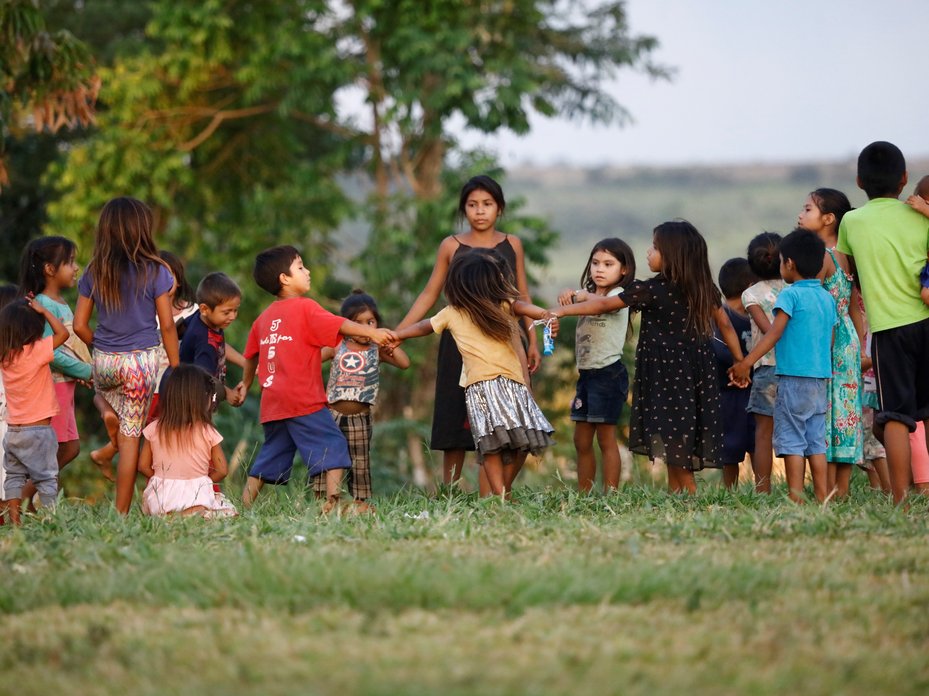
339,352,364,372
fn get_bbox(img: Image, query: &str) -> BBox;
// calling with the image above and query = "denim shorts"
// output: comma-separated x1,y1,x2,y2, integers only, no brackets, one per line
773,376,827,457
249,409,351,485
746,364,778,417
570,358,629,425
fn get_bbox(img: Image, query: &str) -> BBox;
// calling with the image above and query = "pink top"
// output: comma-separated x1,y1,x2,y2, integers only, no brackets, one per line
142,420,223,480
0,337,58,424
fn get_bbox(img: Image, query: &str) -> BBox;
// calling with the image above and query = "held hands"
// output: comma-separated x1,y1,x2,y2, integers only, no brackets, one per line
370,327,398,348
556,289,586,306
727,360,752,388
226,384,246,407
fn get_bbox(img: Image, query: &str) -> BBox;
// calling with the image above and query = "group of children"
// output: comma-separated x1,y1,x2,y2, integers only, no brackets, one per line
2,140,929,521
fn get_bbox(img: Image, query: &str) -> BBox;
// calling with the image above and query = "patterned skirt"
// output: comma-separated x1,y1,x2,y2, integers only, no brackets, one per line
93,346,160,438
463,376,554,459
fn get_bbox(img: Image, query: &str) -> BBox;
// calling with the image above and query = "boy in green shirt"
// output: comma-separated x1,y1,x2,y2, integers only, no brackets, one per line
836,141,929,504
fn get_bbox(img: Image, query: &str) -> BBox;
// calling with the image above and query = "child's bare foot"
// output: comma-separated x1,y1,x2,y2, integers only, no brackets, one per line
349,499,376,515
321,495,342,516
90,446,116,481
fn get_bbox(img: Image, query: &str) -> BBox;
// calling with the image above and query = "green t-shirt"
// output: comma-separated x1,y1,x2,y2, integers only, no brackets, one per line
836,197,929,332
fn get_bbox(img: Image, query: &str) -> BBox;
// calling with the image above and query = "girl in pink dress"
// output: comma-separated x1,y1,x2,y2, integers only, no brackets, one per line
139,364,236,517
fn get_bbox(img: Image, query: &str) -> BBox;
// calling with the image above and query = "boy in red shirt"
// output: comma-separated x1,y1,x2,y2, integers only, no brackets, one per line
239,246,395,511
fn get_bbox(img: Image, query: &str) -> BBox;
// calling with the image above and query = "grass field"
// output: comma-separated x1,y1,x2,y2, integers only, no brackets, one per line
3,480,929,696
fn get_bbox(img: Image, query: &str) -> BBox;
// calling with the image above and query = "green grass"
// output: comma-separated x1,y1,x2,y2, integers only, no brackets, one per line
3,481,929,695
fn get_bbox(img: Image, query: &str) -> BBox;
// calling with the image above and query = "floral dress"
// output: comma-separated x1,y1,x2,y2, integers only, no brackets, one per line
620,276,722,470
822,248,862,464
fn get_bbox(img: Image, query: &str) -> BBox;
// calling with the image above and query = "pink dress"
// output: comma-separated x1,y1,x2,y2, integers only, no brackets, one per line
141,420,236,516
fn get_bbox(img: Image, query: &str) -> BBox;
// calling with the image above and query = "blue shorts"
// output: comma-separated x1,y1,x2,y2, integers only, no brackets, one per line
720,387,755,465
570,358,629,425
773,376,827,457
746,364,778,417
249,410,351,485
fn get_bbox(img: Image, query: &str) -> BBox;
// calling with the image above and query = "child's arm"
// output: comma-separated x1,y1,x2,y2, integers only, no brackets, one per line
155,293,180,368
72,295,95,346
745,304,772,334
339,319,396,347
550,293,626,317
321,346,336,362
29,298,69,349
397,238,456,329
138,439,155,479
729,311,788,383
236,354,258,401
225,343,246,369
208,444,228,483
513,301,560,338
393,320,436,343
380,345,411,369
906,194,929,218
714,306,744,363
557,288,589,306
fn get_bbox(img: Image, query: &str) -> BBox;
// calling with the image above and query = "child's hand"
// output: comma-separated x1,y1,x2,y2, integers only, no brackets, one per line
557,289,580,306
860,355,873,373
371,328,397,347
542,312,560,338
906,195,929,218
232,381,247,406
728,361,751,387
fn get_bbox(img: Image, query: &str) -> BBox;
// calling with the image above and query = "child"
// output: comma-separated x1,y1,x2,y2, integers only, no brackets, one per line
859,314,891,493
556,238,635,493
138,365,236,517
393,250,555,497
180,272,244,406
239,245,396,510
18,236,93,491
712,258,757,488
73,197,179,514
836,141,929,505
904,175,929,306
0,284,18,524
730,229,837,503
0,296,69,524
311,290,410,510
553,221,745,494
797,188,862,498
741,232,785,493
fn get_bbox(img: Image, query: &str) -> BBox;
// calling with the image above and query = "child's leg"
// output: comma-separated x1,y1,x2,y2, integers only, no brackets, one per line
752,414,774,493
808,454,828,503
677,467,696,494
873,457,891,493
114,433,141,514
443,449,466,485
783,455,807,503
574,422,597,492
505,451,526,495
882,421,912,505
595,424,621,491
242,476,264,507
481,453,505,497
343,413,373,501
325,467,344,500
831,464,852,498
722,464,740,488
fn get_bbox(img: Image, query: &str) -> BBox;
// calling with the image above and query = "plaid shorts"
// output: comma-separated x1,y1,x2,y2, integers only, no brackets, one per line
312,409,373,500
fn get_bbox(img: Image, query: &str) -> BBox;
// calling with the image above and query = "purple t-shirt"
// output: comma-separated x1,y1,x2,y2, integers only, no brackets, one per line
78,263,174,352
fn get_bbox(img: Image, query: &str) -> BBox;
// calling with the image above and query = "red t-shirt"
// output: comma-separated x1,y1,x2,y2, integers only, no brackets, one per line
244,297,344,423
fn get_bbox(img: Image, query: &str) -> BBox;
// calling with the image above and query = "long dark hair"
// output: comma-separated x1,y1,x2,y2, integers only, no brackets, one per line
444,250,520,343
159,250,195,311
19,236,77,295
86,197,167,312
0,299,46,367
340,289,382,325
458,175,506,220
157,364,215,450
580,237,636,293
652,220,720,338
809,188,852,231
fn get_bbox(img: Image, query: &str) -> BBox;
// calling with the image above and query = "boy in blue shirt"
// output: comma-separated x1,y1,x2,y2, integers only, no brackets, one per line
730,229,837,503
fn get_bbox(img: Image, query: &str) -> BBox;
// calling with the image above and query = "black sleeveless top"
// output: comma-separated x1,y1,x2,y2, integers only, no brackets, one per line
451,235,518,282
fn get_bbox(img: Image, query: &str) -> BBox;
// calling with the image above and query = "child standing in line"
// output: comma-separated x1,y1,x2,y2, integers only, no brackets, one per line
556,238,635,493
394,251,555,497
138,365,236,517
553,221,745,494
180,272,245,406
0,285,18,524
0,296,69,524
730,229,837,503
73,197,179,514
712,258,757,488
797,188,863,498
239,246,395,510
311,290,410,511
741,232,785,493
904,175,929,306
837,142,929,505
18,237,94,493
859,312,891,493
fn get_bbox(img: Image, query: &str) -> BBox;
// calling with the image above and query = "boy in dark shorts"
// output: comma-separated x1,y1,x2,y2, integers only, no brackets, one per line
836,142,929,505
239,246,395,510
712,258,757,488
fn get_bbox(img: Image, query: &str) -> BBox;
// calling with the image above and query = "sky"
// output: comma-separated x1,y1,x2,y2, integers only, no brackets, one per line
458,0,929,166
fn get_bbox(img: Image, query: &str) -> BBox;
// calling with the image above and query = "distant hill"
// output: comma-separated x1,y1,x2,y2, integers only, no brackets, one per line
506,158,929,300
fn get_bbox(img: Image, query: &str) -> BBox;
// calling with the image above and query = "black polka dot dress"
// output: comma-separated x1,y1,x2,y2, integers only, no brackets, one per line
620,277,723,470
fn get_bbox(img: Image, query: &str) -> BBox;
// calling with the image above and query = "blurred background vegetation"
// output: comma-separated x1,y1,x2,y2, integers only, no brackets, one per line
4,1,926,499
